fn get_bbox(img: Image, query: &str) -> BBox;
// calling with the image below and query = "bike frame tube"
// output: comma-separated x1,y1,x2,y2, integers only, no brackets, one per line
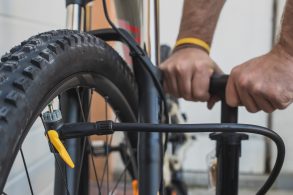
137,0,163,194
142,0,160,65
66,3,84,30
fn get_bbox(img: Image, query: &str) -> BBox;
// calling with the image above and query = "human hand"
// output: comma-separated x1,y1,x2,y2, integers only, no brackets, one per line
160,47,222,108
226,44,293,113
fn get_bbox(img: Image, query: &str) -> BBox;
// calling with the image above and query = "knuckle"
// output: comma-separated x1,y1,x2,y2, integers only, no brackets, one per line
251,83,263,95
193,90,209,101
165,66,174,74
238,75,249,89
237,74,251,90
277,95,291,109
268,89,291,109
231,66,240,75
276,103,287,110
174,65,185,75
195,61,209,71
159,61,167,69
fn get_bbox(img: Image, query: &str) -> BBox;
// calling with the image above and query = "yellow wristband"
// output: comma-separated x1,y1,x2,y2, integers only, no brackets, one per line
175,38,210,53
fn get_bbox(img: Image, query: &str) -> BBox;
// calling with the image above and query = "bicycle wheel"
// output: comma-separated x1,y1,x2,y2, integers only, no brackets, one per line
0,30,138,195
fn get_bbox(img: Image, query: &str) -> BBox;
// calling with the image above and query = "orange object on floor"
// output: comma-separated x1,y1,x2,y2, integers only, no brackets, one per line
132,180,139,195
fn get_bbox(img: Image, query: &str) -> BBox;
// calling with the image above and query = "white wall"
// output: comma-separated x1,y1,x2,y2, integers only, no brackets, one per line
0,0,65,54
160,0,287,174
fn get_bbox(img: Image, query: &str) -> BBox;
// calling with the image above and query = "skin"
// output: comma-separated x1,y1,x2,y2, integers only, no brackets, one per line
226,45,293,113
160,0,225,106
226,0,293,113
161,0,293,113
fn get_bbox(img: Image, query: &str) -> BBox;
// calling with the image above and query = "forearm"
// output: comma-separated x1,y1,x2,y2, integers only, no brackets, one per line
177,0,225,45
279,0,293,56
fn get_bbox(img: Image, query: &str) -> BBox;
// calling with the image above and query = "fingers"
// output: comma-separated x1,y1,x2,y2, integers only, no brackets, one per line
160,47,215,101
207,95,220,109
191,65,212,101
265,86,291,110
238,91,260,113
161,61,191,99
162,46,293,113
227,64,278,113
163,67,180,97
226,74,241,107
177,68,192,100
253,94,275,113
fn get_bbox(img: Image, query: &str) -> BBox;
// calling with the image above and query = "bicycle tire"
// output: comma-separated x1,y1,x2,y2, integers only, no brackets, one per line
0,29,138,194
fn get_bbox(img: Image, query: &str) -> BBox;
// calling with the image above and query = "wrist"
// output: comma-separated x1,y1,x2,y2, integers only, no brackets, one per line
278,0,293,57
174,37,211,54
272,43,293,62
171,47,210,60
173,44,209,54
278,37,293,57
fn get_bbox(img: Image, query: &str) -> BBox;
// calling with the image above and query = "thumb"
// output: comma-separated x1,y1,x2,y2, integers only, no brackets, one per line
207,96,220,109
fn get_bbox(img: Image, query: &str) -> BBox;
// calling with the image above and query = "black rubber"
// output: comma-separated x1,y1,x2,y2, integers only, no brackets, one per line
0,30,138,193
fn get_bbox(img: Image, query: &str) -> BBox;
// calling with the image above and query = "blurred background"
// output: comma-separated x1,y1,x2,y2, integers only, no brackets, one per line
0,0,293,194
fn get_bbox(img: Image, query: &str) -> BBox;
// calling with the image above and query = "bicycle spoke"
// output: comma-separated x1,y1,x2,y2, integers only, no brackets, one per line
52,151,71,195
76,88,103,194
75,87,86,122
99,146,108,186
123,133,138,179
106,97,110,195
115,113,128,194
87,89,94,121
105,96,109,120
100,135,114,192
74,89,87,194
20,148,34,195
40,115,71,195
100,96,113,192
75,92,134,194
106,135,109,195
113,111,138,180
75,137,87,193
89,146,102,194
111,160,131,195
88,88,102,194
124,165,127,195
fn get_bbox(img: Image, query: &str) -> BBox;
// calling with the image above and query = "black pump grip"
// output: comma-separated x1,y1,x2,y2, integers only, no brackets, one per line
209,74,229,100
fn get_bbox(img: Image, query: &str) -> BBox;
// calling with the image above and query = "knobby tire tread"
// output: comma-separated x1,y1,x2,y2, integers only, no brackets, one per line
0,29,138,192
